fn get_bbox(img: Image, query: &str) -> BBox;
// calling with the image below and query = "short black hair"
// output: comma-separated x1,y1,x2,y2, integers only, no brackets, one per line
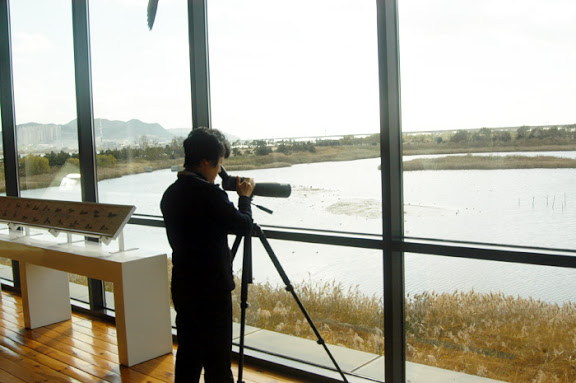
183,127,231,169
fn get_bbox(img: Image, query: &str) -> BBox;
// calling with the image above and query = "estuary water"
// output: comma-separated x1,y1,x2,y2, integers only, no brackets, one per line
17,152,576,305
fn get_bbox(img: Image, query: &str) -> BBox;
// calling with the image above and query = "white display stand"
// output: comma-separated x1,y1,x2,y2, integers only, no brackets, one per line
0,197,173,367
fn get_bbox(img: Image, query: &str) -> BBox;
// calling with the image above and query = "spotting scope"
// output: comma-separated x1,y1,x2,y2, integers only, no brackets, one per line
219,167,291,198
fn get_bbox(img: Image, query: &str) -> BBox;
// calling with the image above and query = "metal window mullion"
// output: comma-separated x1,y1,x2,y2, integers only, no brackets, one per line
71,0,98,203
398,239,576,268
71,0,105,311
0,0,22,289
0,0,19,198
188,0,211,130
377,0,405,382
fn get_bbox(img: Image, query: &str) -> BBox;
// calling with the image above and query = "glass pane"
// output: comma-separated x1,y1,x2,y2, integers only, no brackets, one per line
207,0,381,234
234,238,383,379
399,0,576,250
10,0,80,201
90,0,191,215
0,258,12,283
69,274,89,305
406,252,576,383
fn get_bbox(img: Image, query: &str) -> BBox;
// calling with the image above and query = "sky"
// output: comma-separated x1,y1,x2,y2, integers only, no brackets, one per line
6,0,576,140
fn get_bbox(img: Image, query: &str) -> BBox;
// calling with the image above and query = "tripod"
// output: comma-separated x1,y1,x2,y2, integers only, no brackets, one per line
230,222,349,383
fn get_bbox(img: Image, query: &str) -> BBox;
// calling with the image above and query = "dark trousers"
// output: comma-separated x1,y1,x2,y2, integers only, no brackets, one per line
172,287,234,383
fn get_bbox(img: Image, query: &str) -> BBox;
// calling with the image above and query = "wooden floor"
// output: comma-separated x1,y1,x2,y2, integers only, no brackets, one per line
0,289,305,383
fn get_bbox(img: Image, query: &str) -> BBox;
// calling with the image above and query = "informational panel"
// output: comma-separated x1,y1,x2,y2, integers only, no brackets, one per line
0,196,135,239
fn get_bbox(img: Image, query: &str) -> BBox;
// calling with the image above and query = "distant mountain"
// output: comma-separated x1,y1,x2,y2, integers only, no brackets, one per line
65,118,174,141
9,119,241,150
15,118,175,148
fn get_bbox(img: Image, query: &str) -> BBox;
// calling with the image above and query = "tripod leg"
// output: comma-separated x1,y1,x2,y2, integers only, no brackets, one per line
236,232,252,383
230,235,243,263
253,225,350,383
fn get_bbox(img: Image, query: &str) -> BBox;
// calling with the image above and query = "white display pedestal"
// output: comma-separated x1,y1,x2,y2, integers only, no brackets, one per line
0,234,173,367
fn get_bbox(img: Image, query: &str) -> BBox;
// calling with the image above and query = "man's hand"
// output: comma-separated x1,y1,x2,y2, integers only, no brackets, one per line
236,176,255,197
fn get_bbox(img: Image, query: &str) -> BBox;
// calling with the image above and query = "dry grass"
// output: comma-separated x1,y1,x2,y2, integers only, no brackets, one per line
407,291,576,382
402,142,576,156
233,279,576,383
232,277,384,354
403,155,576,171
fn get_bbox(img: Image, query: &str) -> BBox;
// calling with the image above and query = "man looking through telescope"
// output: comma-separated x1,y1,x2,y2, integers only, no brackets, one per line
161,127,255,383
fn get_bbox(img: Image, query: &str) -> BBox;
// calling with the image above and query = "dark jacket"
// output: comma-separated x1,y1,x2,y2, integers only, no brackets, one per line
161,171,252,295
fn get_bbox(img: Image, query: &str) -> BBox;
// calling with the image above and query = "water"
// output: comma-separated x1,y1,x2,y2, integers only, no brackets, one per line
404,168,576,248
16,153,576,305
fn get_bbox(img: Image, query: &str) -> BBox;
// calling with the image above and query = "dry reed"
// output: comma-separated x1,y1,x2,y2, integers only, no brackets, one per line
403,155,576,171
235,278,576,383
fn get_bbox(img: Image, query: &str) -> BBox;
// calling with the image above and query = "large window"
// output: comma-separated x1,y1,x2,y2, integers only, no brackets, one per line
10,1,80,201
207,0,384,377
399,1,576,382
207,0,381,234
8,1,87,297
399,0,576,250
89,0,191,216
4,1,576,382
88,0,190,311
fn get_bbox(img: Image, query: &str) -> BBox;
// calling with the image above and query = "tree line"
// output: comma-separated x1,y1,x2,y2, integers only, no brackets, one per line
404,125,576,146
12,126,575,176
